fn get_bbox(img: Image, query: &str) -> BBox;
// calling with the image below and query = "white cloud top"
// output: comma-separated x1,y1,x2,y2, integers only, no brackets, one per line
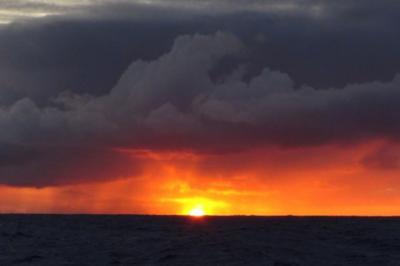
0,0,327,24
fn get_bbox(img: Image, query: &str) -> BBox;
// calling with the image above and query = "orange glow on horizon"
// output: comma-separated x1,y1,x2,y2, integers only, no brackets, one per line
1,140,400,216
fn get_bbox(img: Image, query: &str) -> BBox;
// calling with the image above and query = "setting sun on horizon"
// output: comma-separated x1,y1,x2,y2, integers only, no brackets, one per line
188,206,205,217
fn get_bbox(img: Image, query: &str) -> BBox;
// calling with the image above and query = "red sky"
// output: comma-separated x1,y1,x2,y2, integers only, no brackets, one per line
1,139,399,216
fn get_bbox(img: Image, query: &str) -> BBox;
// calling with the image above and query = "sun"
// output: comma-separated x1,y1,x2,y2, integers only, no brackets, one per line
188,206,205,217
180,197,226,217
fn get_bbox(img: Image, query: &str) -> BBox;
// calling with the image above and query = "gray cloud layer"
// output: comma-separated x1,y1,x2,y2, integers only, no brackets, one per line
1,0,399,106
1,1,400,187
1,32,400,186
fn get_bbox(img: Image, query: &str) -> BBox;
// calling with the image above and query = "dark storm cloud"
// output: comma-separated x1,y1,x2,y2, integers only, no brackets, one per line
2,32,400,187
0,143,38,167
0,146,143,187
1,0,400,105
1,0,400,186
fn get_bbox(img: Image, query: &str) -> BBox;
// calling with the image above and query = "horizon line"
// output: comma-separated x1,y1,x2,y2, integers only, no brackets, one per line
1,213,400,218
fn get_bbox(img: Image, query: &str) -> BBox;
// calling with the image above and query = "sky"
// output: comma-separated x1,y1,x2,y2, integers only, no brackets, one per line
0,0,400,215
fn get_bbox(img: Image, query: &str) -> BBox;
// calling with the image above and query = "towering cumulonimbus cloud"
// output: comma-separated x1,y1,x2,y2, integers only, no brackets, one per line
1,31,400,187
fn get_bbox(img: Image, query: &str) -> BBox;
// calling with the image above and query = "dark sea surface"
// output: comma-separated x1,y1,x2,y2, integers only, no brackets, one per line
0,215,400,265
